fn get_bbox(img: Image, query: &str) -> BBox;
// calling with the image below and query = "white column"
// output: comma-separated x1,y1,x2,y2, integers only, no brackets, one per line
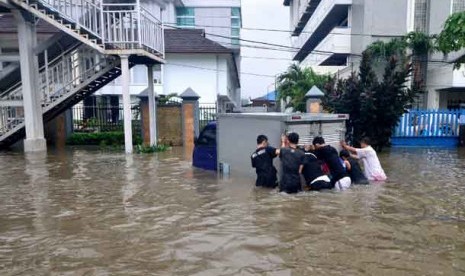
0,47,3,71
121,55,133,153
147,65,157,146
16,13,46,152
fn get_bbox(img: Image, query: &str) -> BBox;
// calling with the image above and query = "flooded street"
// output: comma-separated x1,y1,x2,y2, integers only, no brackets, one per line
1,147,465,275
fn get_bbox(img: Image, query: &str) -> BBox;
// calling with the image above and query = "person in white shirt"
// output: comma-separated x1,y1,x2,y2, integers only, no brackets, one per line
341,138,387,181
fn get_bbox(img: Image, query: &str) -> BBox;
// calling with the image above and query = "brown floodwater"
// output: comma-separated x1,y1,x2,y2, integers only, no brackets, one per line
0,146,465,275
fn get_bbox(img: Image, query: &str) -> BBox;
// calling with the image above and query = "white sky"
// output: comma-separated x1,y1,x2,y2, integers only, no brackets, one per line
240,0,292,99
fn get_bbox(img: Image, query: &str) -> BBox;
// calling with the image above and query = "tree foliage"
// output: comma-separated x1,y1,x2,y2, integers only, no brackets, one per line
437,11,465,68
277,64,331,112
323,47,421,150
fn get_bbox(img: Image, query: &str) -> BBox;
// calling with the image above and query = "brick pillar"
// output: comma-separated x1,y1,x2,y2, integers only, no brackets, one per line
140,98,150,146
44,109,72,148
139,94,159,146
180,88,200,147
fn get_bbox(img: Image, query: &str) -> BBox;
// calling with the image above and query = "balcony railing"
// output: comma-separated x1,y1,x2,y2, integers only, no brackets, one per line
102,3,164,55
26,0,164,57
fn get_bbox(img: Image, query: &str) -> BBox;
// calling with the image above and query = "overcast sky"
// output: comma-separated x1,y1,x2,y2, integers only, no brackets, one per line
240,0,292,99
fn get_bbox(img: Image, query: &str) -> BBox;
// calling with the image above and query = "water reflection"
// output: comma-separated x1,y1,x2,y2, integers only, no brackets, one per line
0,147,464,275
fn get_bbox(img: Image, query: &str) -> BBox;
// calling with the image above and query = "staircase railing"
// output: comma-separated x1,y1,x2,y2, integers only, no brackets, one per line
0,45,116,137
19,0,164,56
35,0,103,39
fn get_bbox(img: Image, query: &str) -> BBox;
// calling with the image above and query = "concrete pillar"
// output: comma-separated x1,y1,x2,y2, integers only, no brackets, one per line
121,55,133,153
147,65,157,146
0,47,3,71
426,88,440,109
15,12,46,152
304,86,325,113
180,88,200,147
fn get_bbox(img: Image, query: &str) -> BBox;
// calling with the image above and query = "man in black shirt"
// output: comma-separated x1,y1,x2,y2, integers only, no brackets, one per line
340,149,369,185
251,135,278,188
302,145,333,191
312,136,351,190
279,132,305,194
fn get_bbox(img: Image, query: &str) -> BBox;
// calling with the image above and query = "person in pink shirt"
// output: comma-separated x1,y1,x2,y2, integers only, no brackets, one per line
341,137,387,181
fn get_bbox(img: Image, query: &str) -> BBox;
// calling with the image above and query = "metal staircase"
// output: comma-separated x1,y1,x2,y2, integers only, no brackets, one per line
0,45,134,148
8,0,164,59
0,0,164,148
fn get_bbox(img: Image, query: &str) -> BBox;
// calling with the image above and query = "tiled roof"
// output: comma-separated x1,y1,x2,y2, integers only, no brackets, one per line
164,29,232,54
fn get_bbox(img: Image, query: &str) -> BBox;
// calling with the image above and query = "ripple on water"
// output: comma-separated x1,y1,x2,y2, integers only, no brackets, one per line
0,147,465,275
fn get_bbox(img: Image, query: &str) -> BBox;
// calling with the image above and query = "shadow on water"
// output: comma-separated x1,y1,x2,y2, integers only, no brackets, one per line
0,146,465,275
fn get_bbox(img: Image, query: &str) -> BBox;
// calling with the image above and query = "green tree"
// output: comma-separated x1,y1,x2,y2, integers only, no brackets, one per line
277,64,331,112
323,45,420,150
437,11,465,68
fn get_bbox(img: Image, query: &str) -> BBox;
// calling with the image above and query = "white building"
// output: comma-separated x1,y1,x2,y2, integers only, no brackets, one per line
284,0,465,109
96,0,242,112
0,0,166,152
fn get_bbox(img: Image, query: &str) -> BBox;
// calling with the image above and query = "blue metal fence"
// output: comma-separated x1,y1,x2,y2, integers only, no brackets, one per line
392,109,462,147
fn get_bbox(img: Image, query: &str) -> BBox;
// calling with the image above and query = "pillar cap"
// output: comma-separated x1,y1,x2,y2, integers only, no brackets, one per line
180,87,200,101
137,88,159,99
305,85,325,99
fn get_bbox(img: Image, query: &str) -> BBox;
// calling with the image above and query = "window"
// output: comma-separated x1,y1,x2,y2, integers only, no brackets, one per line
197,126,216,146
414,0,428,33
231,7,241,46
176,7,195,28
453,0,465,13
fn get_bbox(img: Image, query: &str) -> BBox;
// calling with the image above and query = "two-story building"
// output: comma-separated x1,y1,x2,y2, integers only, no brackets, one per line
0,0,165,152
284,0,465,109
95,0,242,113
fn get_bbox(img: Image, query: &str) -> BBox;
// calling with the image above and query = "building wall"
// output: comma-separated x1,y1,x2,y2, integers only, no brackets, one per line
169,1,241,49
429,0,452,35
289,0,465,110
163,53,236,105
195,7,232,46
349,0,410,59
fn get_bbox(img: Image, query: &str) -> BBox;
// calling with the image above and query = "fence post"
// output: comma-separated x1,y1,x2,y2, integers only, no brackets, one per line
180,88,200,147
138,87,159,146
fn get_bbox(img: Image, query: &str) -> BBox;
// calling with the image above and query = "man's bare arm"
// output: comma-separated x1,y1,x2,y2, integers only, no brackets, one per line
341,141,357,154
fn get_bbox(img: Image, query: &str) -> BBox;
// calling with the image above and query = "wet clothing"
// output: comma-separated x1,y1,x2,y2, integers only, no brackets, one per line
334,176,352,190
251,146,278,188
302,151,333,190
309,175,333,191
279,147,305,194
346,158,369,185
314,145,349,184
355,146,387,181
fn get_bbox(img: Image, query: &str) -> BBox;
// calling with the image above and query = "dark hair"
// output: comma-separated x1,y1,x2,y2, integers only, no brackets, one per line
340,149,350,159
312,136,325,145
257,135,268,145
287,132,299,144
361,137,371,145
